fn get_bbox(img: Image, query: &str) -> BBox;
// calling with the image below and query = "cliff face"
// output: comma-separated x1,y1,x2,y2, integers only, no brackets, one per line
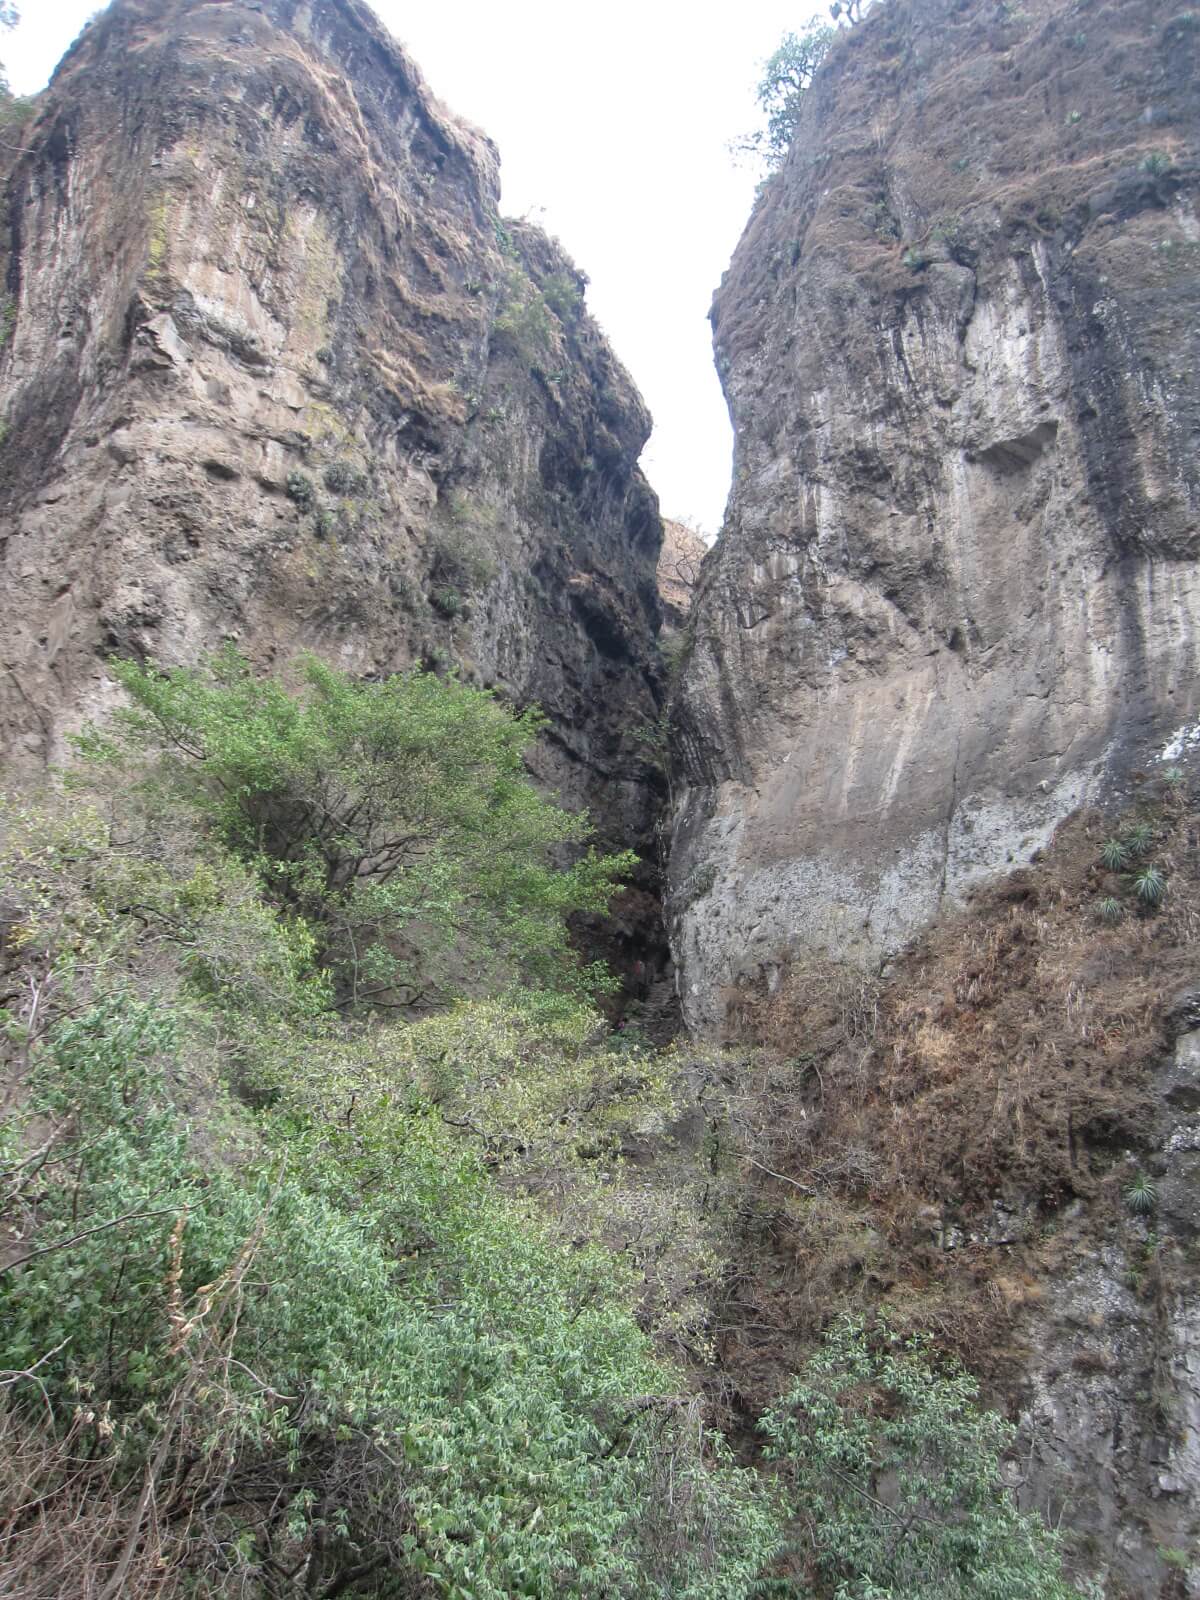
670,0,1199,1030
0,0,664,852
664,0,1200,1586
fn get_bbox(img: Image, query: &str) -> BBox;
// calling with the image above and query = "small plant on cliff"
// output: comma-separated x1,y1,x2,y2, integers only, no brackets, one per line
1142,150,1174,177
322,460,369,495
541,270,584,320
1135,864,1166,907
285,469,315,507
1098,895,1123,924
1127,820,1156,856
1101,837,1130,870
1158,1546,1191,1572
761,1316,1086,1600
429,508,497,594
732,21,835,172
429,581,464,618
492,266,553,364
1125,1171,1158,1213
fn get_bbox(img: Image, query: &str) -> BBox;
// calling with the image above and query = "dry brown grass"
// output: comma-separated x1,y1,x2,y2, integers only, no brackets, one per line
704,787,1200,1408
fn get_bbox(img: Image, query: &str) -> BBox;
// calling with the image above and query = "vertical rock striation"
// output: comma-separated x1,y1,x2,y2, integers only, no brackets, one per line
0,0,664,854
669,0,1199,1029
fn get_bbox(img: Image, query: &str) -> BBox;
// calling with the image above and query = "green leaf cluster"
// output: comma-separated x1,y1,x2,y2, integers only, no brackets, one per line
0,806,778,1597
74,649,633,1007
1,651,1096,1599
733,23,835,173
760,1317,1088,1600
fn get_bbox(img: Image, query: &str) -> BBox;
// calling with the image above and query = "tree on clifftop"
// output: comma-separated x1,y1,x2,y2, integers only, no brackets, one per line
733,20,835,173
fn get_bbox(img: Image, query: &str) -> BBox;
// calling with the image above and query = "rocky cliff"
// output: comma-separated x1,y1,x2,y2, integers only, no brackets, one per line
656,517,707,634
0,0,664,862
664,0,1200,1588
670,0,1200,1031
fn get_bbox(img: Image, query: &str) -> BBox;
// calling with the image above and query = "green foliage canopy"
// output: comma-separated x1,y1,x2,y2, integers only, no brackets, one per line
75,649,633,1007
760,1317,1087,1600
0,795,779,1598
735,22,835,173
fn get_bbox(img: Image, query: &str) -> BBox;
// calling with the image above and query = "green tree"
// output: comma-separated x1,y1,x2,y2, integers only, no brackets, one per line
734,22,835,173
75,649,634,1007
760,1317,1087,1600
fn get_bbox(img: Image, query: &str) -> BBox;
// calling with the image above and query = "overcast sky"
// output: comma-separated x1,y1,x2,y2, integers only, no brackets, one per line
5,1,821,533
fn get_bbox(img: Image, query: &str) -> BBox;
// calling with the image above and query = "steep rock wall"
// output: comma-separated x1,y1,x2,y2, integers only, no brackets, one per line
0,0,664,857
670,0,1200,1030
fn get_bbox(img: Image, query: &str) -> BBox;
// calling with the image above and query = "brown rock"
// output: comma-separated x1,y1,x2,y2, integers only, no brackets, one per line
0,0,665,860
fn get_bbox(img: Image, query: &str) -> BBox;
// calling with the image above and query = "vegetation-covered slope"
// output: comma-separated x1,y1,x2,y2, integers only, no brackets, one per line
0,656,1086,1599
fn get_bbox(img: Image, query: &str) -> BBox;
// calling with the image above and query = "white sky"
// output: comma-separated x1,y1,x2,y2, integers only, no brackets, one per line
6,1,820,533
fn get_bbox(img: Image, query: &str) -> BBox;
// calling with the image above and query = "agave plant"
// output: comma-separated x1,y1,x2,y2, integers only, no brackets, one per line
1097,896,1123,924
1100,838,1130,871
1135,865,1166,907
1125,1172,1157,1214
1127,821,1156,857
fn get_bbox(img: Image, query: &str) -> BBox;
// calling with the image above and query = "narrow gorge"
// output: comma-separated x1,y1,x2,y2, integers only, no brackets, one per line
1,0,1199,1594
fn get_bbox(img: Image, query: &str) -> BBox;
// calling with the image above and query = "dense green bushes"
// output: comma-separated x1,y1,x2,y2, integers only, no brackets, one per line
0,653,1089,1597
762,1318,1086,1600
2,986,775,1597
75,650,632,1007
0,844,773,1589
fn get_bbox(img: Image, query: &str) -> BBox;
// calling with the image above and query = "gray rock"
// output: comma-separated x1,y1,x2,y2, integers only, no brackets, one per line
669,0,1200,1031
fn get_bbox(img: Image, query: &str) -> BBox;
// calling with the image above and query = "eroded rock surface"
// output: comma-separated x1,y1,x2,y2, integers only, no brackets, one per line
656,517,707,633
0,0,664,851
1011,1016,1200,1598
669,0,1200,1029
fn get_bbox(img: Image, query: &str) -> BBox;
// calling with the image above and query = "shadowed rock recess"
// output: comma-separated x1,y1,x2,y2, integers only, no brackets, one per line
0,0,664,867
669,0,1200,1032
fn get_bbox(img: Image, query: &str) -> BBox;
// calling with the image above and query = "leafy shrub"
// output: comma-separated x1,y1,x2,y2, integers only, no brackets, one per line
285,469,315,506
733,22,834,172
761,1317,1086,1600
73,649,635,1006
322,460,369,495
541,270,584,320
492,266,553,363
